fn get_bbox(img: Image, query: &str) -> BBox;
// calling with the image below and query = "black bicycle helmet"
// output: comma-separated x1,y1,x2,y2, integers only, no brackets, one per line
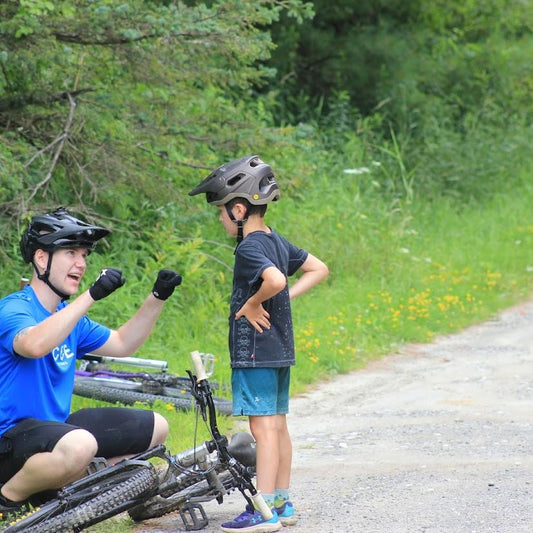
20,207,109,263
189,155,280,206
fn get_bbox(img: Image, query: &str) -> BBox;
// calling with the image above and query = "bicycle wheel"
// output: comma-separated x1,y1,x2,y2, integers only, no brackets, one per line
1,464,158,533
73,379,232,415
128,470,237,522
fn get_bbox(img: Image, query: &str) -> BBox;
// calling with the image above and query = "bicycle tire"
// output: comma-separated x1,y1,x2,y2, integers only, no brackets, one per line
128,470,237,522
1,465,158,533
73,379,232,415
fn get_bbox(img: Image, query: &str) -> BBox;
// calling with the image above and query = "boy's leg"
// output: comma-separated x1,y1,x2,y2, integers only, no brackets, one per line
222,369,284,531
249,414,292,493
272,415,297,525
249,414,279,496
274,414,292,489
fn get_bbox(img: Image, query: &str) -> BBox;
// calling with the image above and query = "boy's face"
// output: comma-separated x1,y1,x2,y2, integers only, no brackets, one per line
217,205,238,237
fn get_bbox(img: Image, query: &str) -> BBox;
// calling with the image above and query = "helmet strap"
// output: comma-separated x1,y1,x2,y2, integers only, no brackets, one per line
33,252,70,301
236,220,245,243
225,204,248,244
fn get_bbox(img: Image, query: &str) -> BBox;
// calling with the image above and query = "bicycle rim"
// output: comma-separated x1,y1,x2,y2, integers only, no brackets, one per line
1,465,158,533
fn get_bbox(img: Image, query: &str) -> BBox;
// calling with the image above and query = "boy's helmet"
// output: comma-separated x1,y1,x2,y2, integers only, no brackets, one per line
189,155,280,206
20,207,109,263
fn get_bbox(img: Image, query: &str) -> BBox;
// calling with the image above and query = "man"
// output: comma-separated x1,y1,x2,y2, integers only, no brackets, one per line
0,207,182,519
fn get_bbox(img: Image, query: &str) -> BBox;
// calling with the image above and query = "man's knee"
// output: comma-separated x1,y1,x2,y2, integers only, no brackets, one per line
150,413,169,448
54,429,98,469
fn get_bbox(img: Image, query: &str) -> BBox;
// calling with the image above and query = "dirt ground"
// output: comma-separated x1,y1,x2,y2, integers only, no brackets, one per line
133,298,533,533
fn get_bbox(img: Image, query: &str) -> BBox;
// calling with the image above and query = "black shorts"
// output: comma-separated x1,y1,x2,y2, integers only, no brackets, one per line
0,407,154,483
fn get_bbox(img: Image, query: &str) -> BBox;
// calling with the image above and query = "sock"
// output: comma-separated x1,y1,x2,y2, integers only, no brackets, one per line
259,493,275,510
274,488,290,507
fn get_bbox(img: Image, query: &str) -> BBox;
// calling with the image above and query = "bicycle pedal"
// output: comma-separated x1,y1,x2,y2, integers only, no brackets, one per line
86,457,109,475
179,503,208,531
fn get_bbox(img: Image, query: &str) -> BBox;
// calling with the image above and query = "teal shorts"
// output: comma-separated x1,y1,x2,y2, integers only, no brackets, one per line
231,367,291,416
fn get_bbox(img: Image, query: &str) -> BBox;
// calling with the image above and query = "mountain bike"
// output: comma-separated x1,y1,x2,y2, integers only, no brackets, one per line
74,352,232,415
1,351,272,533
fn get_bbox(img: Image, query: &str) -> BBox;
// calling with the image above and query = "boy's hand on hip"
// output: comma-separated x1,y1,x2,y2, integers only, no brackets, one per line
152,269,182,300
89,268,126,301
236,302,271,333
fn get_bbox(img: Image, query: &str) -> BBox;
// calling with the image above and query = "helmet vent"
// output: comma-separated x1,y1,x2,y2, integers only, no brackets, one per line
227,174,245,186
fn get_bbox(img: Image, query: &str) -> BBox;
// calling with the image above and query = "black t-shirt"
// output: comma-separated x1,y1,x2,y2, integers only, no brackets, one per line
229,229,308,368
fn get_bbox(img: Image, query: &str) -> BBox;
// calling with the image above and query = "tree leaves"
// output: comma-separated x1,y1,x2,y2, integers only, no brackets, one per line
0,0,313,244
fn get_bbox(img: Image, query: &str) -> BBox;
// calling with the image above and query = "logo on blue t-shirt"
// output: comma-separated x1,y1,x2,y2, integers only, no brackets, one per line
52,344,76,369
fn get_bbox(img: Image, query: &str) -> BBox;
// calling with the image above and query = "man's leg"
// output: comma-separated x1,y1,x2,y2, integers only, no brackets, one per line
67,407,168,465
107,412,168,464
1,429,97,502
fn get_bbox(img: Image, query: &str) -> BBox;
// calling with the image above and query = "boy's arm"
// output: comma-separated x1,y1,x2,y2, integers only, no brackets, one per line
235,266,286,333
289,253,329,299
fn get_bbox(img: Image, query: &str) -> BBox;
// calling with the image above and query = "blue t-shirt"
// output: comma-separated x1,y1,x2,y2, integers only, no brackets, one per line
0,285,111,436
229,229,308,368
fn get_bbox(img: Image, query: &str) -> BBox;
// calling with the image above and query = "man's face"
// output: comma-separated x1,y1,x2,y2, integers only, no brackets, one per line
42,247,90,296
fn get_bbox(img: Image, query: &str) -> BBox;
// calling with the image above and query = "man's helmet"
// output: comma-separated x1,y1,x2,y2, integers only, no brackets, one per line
20,207,109,263
189,155,280,206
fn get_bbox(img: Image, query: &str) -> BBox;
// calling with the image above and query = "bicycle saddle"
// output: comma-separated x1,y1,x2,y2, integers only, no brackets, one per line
227,432,256,467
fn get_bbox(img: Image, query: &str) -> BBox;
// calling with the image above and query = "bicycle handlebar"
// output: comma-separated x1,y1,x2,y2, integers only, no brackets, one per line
190,350,209,382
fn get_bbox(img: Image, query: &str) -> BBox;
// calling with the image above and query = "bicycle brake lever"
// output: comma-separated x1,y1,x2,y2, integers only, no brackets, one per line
187,369,208,420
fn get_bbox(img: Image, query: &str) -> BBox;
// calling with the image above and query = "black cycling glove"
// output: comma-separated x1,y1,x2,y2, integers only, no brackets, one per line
89,268,126,301
152,269,182,300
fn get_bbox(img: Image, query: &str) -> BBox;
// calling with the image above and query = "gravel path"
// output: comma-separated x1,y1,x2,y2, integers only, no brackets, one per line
133,299,533,533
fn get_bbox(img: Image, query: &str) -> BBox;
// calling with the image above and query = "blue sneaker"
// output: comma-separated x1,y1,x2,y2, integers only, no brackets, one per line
221,504,281,532
275,501,297,526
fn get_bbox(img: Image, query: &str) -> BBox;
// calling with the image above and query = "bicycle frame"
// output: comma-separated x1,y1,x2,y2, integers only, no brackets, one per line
78,352,215,377
128,350,266,529
80,353,170,371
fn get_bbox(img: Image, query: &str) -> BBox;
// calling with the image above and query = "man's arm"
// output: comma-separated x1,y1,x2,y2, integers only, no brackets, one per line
289,253,329,299
14,267,126,358
14,291,97,358
93,294,163,357
93,269,181,357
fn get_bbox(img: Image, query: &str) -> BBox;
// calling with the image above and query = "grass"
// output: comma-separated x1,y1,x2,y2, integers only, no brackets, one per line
287,179,533,393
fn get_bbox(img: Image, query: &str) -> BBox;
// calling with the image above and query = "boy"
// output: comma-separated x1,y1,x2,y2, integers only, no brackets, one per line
189,155,329,532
